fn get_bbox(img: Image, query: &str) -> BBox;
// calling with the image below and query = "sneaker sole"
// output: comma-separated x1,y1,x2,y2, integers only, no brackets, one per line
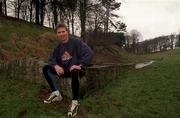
43,100,51,104
44,96,63,104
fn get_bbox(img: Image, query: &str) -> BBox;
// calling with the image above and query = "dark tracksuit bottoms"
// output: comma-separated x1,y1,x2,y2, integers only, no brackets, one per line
42,65,85,100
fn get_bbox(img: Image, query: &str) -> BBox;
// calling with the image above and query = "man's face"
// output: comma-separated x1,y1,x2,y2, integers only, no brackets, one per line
57,27,68,42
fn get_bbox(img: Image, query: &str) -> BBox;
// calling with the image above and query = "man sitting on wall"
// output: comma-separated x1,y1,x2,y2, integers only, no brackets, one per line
42,23,93,117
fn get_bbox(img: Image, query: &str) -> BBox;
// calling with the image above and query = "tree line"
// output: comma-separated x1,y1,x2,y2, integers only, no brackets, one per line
0,0,127,43
125,32,180,54
2,0,179,54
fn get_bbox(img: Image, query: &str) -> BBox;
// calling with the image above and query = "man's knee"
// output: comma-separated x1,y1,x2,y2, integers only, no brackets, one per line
71,69,79,76
71,69,85,78
42,65,49,74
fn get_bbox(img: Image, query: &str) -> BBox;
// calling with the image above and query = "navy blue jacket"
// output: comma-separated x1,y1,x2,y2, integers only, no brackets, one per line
48,37,93,71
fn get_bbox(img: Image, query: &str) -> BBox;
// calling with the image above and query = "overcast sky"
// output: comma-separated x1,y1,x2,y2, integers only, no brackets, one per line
116,0,180,40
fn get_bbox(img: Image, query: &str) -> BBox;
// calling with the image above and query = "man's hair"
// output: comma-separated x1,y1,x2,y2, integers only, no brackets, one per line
55,23,68,31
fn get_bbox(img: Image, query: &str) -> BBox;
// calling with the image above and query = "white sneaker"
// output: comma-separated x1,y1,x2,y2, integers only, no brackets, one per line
44,90,63,104
67,100,80,117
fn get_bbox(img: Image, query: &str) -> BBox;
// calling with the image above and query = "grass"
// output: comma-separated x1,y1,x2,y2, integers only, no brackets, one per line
0,78,67,118
0,16,51,41
81,49,180,118
0,16,56,63
1,49,180,118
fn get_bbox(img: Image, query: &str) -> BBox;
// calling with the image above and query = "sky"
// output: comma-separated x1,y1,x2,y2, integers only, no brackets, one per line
116,0,180,40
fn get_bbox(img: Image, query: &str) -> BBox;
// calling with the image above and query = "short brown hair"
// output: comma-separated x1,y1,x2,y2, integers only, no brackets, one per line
55,23,68,31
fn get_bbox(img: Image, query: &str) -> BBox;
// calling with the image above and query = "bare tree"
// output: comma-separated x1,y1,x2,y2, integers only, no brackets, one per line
39,0,46,25
79,0,87,42
169,33,176,49
176,30,180,47
20,1,29,20
0,1,2,16
101,0,121,32
129,29,142,53
67,0,77,35
29,0,34,22
0,0,7,16
86,1,105,32
17,0,25,19
9,0,26,19
4,0,7,16
45,4,52,27
48,0,58,28
35,0,40,24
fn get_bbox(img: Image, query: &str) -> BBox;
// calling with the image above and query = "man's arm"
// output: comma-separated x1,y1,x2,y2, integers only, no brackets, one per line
78,41,94,67
69,39,93,72
48,46,65,75
48,48,58,67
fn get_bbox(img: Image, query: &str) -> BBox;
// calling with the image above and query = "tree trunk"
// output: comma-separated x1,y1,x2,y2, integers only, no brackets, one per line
46,8,51,27
40,0,45,25
0,1,3,16
35,0,40,24
67,18,70,33
53,0,58,28
104,5,109,32
17,0,20,19
94,14,98,32
67,11,70,33
29,0,33,22
71,11,74,35
4,0,7,16
178,34,180,47
80,0,87,42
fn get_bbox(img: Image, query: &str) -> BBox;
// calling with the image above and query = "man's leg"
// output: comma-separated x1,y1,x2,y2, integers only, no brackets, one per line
67,69,85,117
42,65,63,103
71,70,80,100
42,65,58,91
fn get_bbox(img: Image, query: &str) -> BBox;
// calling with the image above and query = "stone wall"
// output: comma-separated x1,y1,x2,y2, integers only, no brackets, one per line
0,57,45,83
0,58,134,98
